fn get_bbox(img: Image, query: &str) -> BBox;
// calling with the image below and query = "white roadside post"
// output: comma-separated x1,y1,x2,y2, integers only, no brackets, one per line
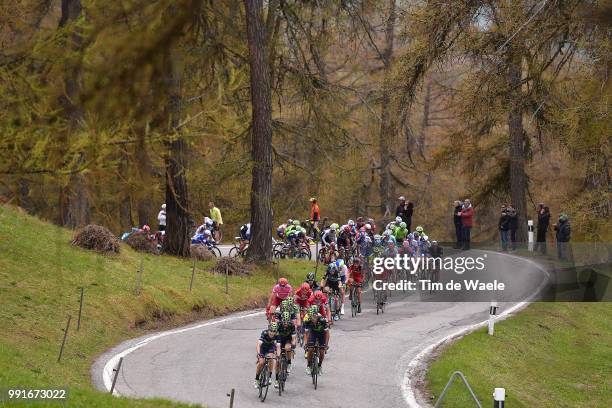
493,387,505,407
527,219,534,251
488,301,498,335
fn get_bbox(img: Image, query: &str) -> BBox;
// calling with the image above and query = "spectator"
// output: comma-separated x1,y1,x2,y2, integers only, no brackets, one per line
554,213,571,260
498,205,510,251
396,196,414,232
453,200,463,249
208,201,223,242
507,204,518,251
309,197,320,229
157,203,166,232
459,199,474,250
536,203,550,254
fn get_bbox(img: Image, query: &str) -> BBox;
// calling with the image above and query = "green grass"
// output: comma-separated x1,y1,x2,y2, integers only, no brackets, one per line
0,205,313,407
426,302,612,407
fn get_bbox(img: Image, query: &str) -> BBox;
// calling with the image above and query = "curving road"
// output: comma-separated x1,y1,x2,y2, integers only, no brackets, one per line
93,250,549,408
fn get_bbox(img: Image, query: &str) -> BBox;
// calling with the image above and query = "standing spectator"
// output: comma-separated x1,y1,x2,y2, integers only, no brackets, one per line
157,203,166,232
498,205,510,251
309,197,320,229
453,200,463,249
507,204,518,251
405,201,414,232
554,213,571,260
536,203,550,254
208,201,223,242
396,196,407,222
459,199,474,250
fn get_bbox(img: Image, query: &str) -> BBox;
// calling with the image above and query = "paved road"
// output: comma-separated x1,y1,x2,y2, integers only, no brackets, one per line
94,250,548,408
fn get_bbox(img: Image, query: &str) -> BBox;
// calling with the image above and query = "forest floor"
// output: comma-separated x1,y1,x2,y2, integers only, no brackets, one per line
425,302,612,407
0,204,311,407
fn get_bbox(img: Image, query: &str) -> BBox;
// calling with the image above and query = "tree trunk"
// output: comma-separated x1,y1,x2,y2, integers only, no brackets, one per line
419,81,431,158
119,150,133,228
244,0,273,263
507,46,528,242
59,0,90,228
162,39,190,257
379,0,397,218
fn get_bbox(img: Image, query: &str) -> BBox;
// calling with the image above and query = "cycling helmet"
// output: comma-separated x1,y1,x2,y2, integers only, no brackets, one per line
278,277,288,286
336,259,345,268
400,222,407,228
282,311,291,322
269,322,279,331
431,240,438,245
365,223,371,230
287,218,293,225
314,291,324,300
402,240,410,247
161,204,166,209
423,235,429,241
388,242,395,248
281,299,290,308
416,226,424,233
142,225,151,232
559,213,569,221
348,219,355,226
306,272,315,281
286,295,294,303
330,223,338,230
309,305,319,314
360,227,366,232
395,216,402,223
300,282,310,291
374,234,382,240
343,225,351,233
309,197,317,202
293,219,300,226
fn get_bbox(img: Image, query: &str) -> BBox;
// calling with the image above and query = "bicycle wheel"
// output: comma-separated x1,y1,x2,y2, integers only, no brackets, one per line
228,246,239,258
209,246,222,257
259,362,270,402
279,354,286,395
311,349,318,389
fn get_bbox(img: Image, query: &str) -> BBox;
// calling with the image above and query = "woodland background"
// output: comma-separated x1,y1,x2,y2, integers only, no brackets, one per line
1,0,610,258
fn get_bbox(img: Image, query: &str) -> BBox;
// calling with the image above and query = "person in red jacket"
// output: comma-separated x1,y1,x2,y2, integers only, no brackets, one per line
459,199,474,250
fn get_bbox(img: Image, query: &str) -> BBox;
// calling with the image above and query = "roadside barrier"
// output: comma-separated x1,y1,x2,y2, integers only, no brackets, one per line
190,258,196,291
494,388,505,407
226,388,235,407
434,371,481,407
77,287,84,330
488,301,498,335
109,357,123,395
527,220,534,251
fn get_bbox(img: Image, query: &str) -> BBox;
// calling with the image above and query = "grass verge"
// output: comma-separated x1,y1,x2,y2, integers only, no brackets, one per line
426,302,612,407
0,205,313,407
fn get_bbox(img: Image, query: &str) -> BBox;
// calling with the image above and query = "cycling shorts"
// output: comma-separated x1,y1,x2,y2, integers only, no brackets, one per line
307,330,327,348
277,335,293,348
260,343,276,356
327,280,340,292
351,273,363,284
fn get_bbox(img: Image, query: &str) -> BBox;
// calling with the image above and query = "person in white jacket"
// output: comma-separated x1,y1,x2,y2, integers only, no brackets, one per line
157,204,166,232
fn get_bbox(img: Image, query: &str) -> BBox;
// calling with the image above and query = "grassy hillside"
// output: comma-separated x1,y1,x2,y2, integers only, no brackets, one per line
426,302,612,407
0,205,312,407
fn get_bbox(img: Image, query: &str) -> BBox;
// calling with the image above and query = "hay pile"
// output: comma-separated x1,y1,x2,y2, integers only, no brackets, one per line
125,232,158,254
72,224,120,254
191,244,213,261
211,257,252,276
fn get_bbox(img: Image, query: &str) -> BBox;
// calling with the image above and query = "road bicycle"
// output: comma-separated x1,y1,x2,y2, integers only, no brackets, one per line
349,282,362,317
306,344,326,390
278,349,288,395
228,236,248,258
327,285,342,321
256,354,276,402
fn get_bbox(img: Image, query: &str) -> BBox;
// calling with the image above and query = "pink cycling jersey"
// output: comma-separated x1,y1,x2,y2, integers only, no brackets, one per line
272,284,293,299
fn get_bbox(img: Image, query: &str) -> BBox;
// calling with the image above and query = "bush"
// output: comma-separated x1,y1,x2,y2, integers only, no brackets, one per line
72,225,120,254
125,232,158,254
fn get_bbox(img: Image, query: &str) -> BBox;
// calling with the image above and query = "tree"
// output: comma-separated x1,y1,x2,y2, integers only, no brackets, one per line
244,0,274,263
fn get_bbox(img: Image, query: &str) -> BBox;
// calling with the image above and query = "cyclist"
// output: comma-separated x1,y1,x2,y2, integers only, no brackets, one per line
372,234,385,257
321,223,338,247
383,229,396,247
308,290,330,322
322,261,345,318
393,222,409,245
286,220,306,248
275,311,296,382
276,219,292,240
430,240,443,258
365,223,374,239
337,226,354,259
386,216,402,232
413,225,426,239
305,311,330,375
254,322,280,389
239,222,251,252
356,227,373,258
347,258,364,313
295,283,312,331
191,229,214,246
275,299,298,325
305,272,322,293
267,277,293,319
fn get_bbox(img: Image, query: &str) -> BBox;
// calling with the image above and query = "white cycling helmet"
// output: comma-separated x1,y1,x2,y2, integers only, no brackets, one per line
161,203,166,209
383,229,392,236
395,216,402,223
348,219,355,226
365,223,371,230
330,223,338,230
423,235,429,241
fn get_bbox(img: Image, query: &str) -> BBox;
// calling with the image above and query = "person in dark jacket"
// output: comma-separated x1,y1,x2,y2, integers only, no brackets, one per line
554,213,571,260
453,201,463,248
405,201,414,232
459,199,474,250
498,205,510,251
536,204,550,254
507,204,518,251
